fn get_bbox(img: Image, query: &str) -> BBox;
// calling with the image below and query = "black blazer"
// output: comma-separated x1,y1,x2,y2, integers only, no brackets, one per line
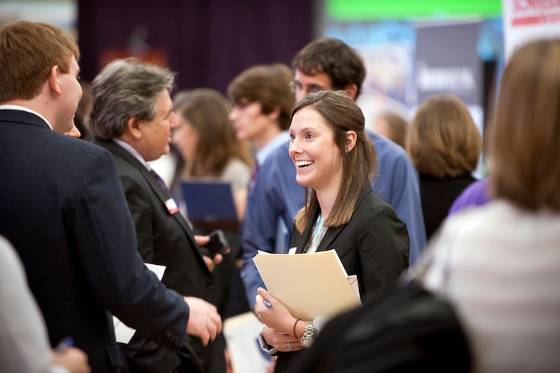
293,188,409,300
95,139,217,372
276,188,410,373
419,173,476,240
0,110,187,372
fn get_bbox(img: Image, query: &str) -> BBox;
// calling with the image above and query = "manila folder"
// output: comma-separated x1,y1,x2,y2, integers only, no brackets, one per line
253,250,360,320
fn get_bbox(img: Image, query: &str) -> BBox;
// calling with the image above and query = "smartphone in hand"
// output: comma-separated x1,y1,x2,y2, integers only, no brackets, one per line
202,230,229,258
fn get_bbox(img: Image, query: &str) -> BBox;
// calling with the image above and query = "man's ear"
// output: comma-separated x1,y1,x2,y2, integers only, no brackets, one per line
47,65,62,95
126,117,143,139
343,84,358,100
345,130,357,153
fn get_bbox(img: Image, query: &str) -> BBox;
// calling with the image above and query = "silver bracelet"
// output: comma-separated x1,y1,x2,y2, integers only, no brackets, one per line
300,321,315,348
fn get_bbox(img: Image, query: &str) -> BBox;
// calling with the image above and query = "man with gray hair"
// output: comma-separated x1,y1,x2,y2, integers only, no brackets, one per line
90,58,223,373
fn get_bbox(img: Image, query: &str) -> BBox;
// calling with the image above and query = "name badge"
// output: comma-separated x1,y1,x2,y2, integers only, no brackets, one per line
165,198,179,215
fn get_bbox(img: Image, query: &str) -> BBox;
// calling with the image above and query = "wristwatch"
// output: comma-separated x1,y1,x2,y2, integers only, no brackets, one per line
300,321,315,348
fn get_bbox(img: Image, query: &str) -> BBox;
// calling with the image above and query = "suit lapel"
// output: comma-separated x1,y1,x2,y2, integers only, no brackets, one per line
96,140,171,208
131,156,209,273
95,139,210,273
296,218,346,254
315,225,346,253
295,209,316,254
302,187,372,253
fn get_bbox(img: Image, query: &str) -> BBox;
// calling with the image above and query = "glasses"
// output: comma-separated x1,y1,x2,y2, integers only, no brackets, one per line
290,80,329,96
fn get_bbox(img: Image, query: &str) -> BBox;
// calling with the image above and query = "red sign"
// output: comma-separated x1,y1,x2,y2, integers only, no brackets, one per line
512,0,560,26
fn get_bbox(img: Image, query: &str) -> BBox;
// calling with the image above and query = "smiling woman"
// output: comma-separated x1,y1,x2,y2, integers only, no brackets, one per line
290,90,374,232
255,90,410,373
290,107,344,201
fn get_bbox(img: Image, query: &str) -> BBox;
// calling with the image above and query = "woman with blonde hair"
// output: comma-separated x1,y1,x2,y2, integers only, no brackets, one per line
407,94,481,239
254,91,409,373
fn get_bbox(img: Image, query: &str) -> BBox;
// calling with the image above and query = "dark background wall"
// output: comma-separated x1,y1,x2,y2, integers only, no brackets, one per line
78,0,314,93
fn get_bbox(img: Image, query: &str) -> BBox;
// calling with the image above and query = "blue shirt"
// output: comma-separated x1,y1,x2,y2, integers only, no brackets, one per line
241,131,426,307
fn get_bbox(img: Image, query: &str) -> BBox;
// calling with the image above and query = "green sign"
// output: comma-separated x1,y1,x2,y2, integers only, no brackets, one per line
327,0,502,20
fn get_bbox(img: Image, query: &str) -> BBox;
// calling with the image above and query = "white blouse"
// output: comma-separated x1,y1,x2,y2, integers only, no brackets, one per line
419,201,560,373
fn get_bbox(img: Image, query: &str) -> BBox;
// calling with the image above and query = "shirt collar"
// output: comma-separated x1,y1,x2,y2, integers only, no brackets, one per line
256,131,290,165
113,138,152,171
0,104,54,130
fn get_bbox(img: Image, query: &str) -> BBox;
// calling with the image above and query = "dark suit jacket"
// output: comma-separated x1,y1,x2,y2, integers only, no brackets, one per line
0,109,188,372
95,139,217,372
276,188,410,373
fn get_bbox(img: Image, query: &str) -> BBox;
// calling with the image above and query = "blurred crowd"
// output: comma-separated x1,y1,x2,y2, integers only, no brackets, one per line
1,20,559,373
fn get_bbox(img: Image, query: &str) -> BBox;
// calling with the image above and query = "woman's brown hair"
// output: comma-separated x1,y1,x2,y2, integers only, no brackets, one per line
174,89,253,177
490,39,560,211
376,111,408,148
293,91,376,232
407,94,481,178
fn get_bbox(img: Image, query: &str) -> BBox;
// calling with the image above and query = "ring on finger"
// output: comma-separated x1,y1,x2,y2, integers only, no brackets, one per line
287,342,291,351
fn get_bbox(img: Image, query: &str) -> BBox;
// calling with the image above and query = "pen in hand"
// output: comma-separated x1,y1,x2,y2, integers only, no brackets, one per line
55,337,75,352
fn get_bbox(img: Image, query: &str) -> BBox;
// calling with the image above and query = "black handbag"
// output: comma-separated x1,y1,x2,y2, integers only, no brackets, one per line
288,281,472,373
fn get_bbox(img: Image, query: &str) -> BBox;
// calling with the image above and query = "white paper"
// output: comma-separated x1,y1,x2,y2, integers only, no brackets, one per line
113,318,136,344
223,312,269,373
113,263,166,344
145,263,166,281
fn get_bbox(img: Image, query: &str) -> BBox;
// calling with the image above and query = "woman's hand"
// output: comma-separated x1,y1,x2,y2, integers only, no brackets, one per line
254,288,296,333
52,347,90,373
261,326,303,353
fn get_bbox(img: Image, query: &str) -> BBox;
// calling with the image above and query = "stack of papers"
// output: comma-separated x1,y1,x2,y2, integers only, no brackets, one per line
253,250,361,320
